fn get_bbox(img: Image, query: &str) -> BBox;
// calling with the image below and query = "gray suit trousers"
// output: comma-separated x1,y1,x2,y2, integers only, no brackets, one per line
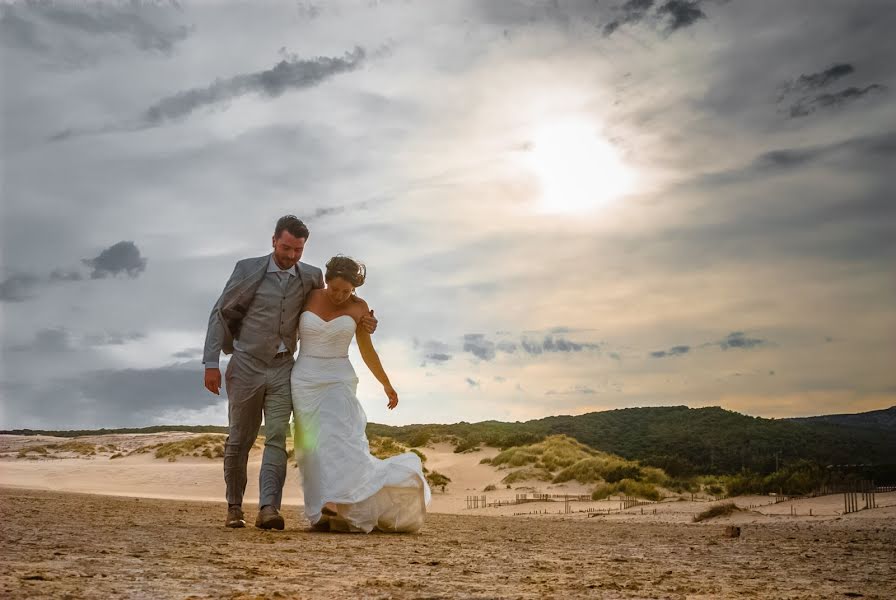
224,349,293,508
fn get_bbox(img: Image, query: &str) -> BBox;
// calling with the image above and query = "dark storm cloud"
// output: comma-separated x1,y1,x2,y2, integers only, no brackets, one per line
420,340,454,364
0,0,192,55
703,139,896,262
718,331,765,350
603,0,705,36
82,241,148,279
776,63,888,119
476,0,703,34
9,327,74,353
312,206,348,218
458,332,598,361
310,200,371,219
0,273,40,302
1,245,148,303
781,64,855,96
78,363,209,414
2,268,87,303
47,48,368,141
788,84,887,118
32,1,191,52
463,334,496,361
0,3,48,52
143,48,366,125
710,131,896,182
603,0,655,36
3,362,217,427
675,103,896,267
496,340,518,354
649,344,690,358
520,335,599,355
656,0,706,32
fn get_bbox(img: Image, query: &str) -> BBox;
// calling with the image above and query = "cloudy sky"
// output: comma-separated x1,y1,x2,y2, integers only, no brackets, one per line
2,0,894,429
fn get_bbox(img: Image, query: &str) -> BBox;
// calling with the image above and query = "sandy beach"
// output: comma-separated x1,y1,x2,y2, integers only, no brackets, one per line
2,433,895,598
3,487,895,599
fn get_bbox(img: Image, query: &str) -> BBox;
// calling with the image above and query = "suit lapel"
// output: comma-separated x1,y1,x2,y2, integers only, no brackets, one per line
296,262,310,303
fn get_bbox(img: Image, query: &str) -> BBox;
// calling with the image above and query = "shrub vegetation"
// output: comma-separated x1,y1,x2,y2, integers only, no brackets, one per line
693,502,741,522
591,479,662,501
501,467,554,484
154,435,226,461
426,471,451,492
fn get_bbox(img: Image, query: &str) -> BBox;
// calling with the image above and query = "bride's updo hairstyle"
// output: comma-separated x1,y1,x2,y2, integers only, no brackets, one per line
325,255,366,287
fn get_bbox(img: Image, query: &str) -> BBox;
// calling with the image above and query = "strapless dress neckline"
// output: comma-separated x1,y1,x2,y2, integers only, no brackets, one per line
302,312,355,326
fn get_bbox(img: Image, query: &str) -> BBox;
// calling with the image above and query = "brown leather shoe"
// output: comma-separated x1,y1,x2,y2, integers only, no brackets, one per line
255,505,285,530
226,506,246,528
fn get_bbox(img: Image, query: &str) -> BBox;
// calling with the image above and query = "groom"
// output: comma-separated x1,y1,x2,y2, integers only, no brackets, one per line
203,215,377,529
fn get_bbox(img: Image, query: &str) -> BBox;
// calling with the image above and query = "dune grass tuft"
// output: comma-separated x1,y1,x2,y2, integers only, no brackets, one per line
53,441,98,455
491,435,595,472
368,436,408,459
154,435,226,461
693,502,741,522
591,479,663,501
17,445,50,457
501,466,554,484
426,471,451,492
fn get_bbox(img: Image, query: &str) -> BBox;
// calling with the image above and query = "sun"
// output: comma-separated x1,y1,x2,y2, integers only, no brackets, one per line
526,119,635,214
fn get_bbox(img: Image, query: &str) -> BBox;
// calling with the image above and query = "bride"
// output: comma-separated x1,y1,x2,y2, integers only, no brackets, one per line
290,255,430,533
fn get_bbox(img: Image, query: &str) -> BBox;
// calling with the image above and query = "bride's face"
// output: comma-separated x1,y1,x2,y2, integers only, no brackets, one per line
326,277,354,305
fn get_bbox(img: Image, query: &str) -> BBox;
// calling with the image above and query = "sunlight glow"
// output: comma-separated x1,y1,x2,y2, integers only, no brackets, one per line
527,119,635,214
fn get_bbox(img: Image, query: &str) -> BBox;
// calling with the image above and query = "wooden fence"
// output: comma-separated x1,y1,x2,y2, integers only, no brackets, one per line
472,481,893,515
843,480,877,514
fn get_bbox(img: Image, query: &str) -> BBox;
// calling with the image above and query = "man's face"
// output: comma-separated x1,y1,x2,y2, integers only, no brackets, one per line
271,231,306,270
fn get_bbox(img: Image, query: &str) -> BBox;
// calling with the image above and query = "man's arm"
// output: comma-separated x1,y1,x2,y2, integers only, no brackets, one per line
203,262,244,394
359,309,377,334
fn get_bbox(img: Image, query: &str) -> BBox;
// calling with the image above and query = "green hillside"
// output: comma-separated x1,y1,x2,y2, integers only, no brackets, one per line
368,406,896,477
533,406,896,475
788,406,896,432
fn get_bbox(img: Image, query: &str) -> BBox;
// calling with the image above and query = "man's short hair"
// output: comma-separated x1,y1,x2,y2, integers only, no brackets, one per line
274,215,310,240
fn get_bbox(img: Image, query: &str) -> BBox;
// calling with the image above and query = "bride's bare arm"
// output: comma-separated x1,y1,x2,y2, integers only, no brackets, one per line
356,327,398,409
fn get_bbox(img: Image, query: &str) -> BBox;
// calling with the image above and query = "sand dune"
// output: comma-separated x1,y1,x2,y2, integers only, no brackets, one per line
3,433,895,524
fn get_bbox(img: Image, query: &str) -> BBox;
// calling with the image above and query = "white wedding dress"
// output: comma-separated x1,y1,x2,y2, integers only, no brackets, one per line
290,311,430,533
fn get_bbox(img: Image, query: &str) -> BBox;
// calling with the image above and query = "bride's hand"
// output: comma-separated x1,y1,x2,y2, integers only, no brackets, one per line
385,385,398,410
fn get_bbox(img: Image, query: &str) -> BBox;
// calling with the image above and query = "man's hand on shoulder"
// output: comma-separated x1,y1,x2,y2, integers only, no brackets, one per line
204,368,222,395
359,308,377,334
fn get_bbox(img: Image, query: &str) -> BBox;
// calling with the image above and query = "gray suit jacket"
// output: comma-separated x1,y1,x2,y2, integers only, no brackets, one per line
202,254,324,366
